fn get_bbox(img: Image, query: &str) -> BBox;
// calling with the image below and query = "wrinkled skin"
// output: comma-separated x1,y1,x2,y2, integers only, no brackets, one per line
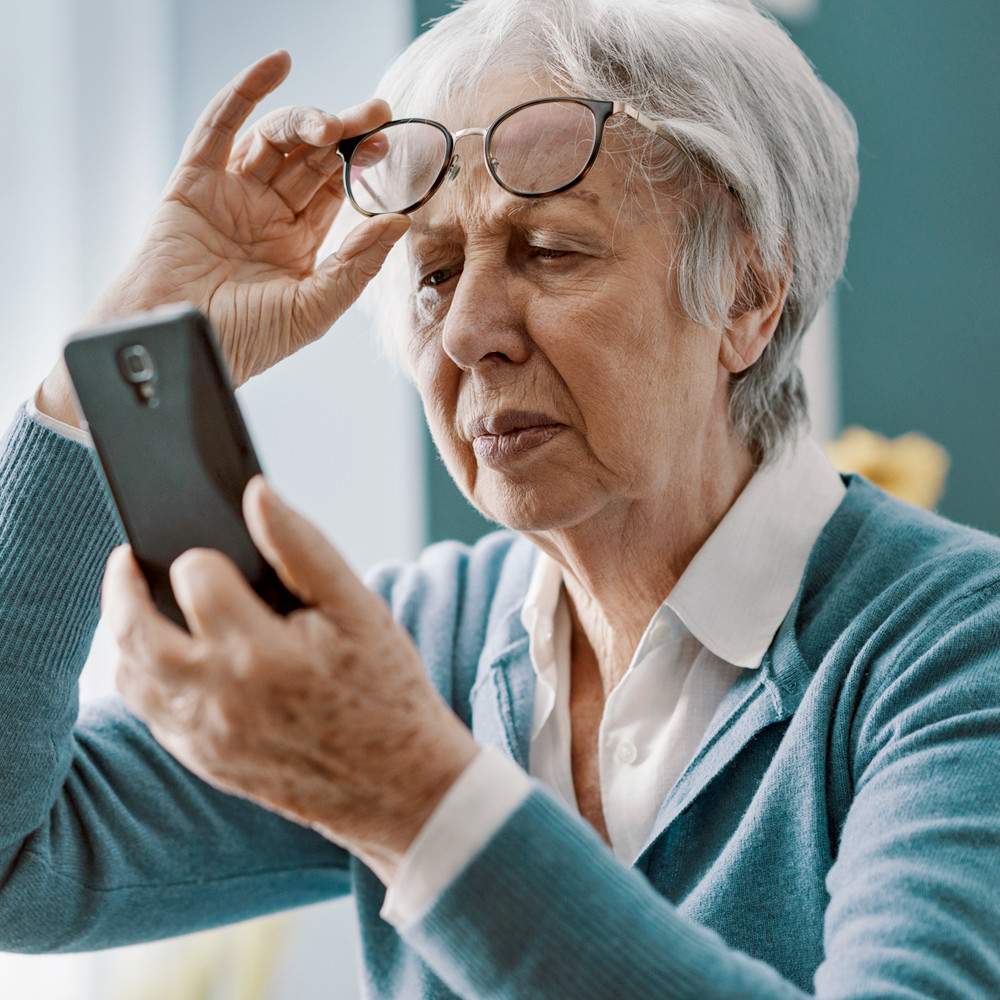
400,75,786,685
107,478,478,883
40,49,410,421
70,51,474,884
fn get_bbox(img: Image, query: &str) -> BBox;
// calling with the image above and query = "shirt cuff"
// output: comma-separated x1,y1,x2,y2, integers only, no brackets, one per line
380,743,533,930
27,385,92,448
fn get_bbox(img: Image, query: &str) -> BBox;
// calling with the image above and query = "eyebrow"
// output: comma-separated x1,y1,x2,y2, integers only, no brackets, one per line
408,187,604,236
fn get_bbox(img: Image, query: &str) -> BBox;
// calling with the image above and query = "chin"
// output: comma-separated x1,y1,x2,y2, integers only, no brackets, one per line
473,475,600,532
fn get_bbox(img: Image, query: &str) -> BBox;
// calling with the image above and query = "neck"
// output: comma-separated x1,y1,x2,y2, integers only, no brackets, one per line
524,430,756,696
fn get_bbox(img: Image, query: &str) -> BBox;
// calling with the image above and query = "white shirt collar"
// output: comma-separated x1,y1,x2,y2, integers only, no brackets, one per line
519,433,845,670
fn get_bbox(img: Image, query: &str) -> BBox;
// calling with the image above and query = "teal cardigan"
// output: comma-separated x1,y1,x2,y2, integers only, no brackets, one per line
1,403,999,998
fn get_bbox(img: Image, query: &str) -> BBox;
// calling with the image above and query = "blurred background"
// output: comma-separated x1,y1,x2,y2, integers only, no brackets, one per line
0,0,996,997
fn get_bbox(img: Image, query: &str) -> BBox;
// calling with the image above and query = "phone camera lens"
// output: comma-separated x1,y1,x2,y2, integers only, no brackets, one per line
119,345,156,385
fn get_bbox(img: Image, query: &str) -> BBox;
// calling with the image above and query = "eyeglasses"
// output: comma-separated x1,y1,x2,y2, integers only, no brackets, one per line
336,97,672,217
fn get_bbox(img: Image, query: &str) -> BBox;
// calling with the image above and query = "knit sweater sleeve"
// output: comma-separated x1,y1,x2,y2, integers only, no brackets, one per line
396,582,1000,999
0,405,350,954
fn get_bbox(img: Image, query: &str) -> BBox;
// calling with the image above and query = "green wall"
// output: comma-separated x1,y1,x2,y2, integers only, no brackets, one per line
414,0,1000,544
789,1,1000,536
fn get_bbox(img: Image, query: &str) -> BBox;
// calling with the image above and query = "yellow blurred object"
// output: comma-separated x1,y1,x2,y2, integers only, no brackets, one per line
107,911,290,1000
825,426,950,510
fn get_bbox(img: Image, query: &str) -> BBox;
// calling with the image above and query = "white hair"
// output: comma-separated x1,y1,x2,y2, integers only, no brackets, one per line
347,0,860,465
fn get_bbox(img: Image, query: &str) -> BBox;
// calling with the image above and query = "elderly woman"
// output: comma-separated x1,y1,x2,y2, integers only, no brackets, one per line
2,0,998,996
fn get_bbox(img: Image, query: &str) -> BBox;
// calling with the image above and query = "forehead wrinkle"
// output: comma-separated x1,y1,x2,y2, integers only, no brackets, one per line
409,187,605,239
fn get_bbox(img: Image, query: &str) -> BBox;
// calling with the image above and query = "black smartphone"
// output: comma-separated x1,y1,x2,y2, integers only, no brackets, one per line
63,303,303,628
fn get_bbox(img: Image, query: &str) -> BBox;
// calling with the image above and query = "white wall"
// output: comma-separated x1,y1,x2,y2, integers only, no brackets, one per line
0,1,418,998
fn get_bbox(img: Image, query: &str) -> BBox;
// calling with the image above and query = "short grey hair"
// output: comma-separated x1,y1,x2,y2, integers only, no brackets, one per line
352,0,859,465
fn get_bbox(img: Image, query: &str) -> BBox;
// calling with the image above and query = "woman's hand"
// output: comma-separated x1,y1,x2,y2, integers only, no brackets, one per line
40,50,408,424
90,49,410,384
102,478,479,885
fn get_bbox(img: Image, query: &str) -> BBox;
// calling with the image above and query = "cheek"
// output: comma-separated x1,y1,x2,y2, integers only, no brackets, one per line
408,335,476,483
535,287,710,466
532,285,648,412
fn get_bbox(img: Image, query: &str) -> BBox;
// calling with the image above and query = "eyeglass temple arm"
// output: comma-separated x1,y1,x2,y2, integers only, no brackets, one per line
612,100,738,200
613,101,672,141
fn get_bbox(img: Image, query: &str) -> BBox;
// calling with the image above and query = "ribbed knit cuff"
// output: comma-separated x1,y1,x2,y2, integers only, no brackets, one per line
400,784,804,998
0,403,124,689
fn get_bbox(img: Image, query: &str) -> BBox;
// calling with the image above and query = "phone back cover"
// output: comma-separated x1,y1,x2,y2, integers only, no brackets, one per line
64,307,295,626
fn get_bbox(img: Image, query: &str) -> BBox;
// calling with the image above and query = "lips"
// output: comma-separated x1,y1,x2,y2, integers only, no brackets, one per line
473,425,563,463
469,410,561,437
469,410,565,467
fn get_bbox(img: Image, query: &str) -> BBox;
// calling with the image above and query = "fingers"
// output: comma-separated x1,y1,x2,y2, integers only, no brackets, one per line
243,476,372,623
300,170,347,236
236,105,342,184
179,50,292,170
236,97,393,215
101,545,191,665
169,548,277,639
293,213,410,332
272,143,345,216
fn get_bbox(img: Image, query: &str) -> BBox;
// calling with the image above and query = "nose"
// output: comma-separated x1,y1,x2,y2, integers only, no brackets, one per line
440,259,531,370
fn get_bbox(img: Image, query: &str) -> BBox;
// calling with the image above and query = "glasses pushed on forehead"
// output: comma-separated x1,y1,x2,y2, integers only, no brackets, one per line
336,97,671,217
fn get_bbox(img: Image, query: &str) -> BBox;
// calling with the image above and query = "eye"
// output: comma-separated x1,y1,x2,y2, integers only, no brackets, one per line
419,266,459,290
417,246,574,290
529,246,572,262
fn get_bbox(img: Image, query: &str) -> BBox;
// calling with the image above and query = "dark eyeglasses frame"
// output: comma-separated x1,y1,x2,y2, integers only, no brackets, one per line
336,96,672,218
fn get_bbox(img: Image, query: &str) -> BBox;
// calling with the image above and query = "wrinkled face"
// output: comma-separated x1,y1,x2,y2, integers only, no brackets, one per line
399,78,731,531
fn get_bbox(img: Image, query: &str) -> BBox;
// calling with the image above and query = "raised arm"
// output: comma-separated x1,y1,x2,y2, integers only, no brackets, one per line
0,408,350,952
3,47,413,952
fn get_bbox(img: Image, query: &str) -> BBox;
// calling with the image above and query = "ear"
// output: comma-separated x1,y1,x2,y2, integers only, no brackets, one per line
718,239,790,375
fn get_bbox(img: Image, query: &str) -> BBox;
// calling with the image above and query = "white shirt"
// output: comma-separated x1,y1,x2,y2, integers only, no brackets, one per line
26,396,845,930
28,389,92,446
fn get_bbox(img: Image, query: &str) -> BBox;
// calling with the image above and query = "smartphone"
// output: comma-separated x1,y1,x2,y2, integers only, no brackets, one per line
63,303,303,628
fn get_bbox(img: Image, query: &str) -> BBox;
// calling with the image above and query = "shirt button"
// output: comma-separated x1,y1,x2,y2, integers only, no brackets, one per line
615,739,638,765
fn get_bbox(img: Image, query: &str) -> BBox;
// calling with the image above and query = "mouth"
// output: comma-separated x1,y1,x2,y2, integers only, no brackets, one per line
469,409,562,437
472,425,564,466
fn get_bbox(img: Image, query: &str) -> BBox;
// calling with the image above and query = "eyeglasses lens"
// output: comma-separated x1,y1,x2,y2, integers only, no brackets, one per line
346,101,597,215
489,100,596,195
348,122,449,215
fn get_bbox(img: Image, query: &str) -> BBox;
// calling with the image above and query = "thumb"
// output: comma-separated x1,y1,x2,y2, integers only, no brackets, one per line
242,475,371,621
298,213,410,330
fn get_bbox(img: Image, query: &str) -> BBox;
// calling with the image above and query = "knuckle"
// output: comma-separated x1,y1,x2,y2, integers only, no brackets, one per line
228,639,259,681
305,145,341,174
291,106,317,137
257,106,295,143
353,255,384,282
203,700,237,756
110,613,145,652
